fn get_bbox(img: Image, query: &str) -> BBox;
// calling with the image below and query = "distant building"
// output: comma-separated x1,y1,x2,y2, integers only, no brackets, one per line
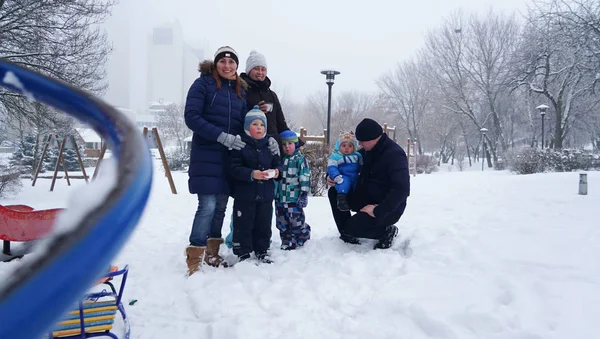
74,128,102,157
103,0,134,109
147,21,203,106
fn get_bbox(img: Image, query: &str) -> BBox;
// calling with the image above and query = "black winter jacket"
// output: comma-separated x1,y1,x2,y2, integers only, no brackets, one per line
239,73,291,146
229,133,282,202
352,133,410,219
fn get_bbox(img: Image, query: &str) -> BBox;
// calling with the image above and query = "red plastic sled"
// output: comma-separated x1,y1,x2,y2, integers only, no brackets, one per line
0,204,64,259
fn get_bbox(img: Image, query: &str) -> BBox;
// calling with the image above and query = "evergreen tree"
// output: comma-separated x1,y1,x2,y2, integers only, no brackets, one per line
62,136,87,172
44,135,60,172
9,135,42,176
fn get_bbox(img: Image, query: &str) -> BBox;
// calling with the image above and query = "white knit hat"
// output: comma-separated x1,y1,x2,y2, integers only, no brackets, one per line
245,50,267,74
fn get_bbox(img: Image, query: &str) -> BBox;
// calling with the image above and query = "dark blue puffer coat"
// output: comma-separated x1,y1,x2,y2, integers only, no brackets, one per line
229,133,282,202
184,61,248,195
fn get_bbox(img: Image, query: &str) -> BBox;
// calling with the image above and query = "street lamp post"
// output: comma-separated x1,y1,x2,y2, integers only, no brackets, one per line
536,104,549,149
320,70,340,146
480,128,488,171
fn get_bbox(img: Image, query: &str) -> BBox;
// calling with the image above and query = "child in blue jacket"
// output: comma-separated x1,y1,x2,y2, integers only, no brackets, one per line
327,131,362,211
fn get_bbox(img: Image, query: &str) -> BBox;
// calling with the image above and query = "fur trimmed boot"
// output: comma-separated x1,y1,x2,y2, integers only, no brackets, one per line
185,245,205,276
205,238,229,268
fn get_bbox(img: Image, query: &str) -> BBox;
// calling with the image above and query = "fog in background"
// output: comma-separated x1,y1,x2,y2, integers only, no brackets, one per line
102,0,529,113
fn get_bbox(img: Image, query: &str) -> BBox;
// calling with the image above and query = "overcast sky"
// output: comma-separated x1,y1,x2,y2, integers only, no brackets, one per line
103,0,531,105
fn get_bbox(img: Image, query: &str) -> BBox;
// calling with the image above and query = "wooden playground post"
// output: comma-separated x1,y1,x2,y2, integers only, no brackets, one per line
383,123,397,141
32,134,52,186
298,127,327,144
92,142,107,180
71,135,89,183
93,128,177,194
145,127,177,194
50,135,71,191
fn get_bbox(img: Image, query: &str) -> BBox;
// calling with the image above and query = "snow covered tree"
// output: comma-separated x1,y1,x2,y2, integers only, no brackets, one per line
62,136,87,172
0,0,115,127
9,134,42,176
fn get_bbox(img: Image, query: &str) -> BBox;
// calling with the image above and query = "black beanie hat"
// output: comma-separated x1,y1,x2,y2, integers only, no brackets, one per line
213,46,239,66
355,118,383,141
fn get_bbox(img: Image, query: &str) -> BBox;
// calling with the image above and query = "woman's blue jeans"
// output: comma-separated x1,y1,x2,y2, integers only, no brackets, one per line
189,194,229,247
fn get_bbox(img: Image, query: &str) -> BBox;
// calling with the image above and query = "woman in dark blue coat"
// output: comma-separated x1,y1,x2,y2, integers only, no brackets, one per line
183,46,247,275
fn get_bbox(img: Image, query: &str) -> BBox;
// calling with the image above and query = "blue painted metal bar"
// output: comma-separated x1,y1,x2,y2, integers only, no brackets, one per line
0,61,152,339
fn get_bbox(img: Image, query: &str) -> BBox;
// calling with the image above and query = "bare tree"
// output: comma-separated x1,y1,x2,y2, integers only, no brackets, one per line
377,58,431,154
330,91,378,137
157,104,187,151
515,1,599,149
303,90,329,131
0,0,115,125
422,10,521,165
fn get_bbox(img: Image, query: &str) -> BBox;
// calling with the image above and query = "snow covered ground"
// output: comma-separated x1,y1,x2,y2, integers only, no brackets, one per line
1,161,599,339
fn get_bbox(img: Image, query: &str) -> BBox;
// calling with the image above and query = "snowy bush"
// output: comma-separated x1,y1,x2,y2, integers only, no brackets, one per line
164,148,190,172
0,164,22,198
507,148,600,174
416,154,438,174
302,142,329,196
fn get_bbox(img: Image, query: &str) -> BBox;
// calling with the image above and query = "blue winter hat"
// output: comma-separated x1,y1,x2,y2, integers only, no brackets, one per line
280,130,299,147
244,105,267,137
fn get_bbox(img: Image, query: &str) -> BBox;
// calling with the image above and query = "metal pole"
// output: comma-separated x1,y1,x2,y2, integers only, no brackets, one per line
541,114,545,149
579,173,588,195
326,83,333,146
481,135,485,171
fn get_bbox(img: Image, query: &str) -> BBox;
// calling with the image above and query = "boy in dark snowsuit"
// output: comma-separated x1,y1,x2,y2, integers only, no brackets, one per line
229,106,282,263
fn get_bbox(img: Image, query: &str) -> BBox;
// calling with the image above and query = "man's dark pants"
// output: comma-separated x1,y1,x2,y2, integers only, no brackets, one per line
327,187,405,240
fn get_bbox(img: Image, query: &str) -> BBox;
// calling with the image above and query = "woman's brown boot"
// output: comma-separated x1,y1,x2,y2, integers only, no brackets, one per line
204,238,229,267
185,246,205,276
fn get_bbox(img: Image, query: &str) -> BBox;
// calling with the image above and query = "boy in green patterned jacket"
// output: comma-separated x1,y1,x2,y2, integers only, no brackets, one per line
275,130,311,250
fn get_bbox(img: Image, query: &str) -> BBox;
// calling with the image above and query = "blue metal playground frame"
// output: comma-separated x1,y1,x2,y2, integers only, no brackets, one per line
0,60,153,339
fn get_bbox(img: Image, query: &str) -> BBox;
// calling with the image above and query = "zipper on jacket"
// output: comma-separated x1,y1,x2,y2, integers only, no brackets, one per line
210,92,217,107
227,81,231,134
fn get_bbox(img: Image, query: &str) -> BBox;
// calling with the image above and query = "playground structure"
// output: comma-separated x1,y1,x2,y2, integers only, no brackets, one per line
298,123,398,145
0,60,152,338
31,133,89,191
92,126,177,194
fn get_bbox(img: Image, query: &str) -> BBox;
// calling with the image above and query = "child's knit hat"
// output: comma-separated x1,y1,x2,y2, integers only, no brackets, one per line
338,131,358,150
280,130,299,148
244,105,267,137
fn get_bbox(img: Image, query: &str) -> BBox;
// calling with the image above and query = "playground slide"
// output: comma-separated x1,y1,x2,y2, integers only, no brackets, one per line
0,60,153,339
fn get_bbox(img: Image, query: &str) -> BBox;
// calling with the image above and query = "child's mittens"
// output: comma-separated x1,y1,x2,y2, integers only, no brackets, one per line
334,175,344,184
298,192,308,208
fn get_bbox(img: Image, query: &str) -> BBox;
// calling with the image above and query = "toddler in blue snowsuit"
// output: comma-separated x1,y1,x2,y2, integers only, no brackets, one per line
327,131,362,211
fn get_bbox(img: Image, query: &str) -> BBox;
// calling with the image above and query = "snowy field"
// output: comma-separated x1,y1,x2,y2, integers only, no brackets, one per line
1,161,599,339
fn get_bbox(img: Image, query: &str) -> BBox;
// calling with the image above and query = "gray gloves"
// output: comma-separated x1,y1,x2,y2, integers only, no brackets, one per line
268,137,280,156
217,132,246,150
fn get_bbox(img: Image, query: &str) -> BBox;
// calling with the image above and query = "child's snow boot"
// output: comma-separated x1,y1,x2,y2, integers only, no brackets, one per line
256,251,273,264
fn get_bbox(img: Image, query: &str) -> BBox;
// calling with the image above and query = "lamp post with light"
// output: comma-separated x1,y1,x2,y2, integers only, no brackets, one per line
320,70,340,146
